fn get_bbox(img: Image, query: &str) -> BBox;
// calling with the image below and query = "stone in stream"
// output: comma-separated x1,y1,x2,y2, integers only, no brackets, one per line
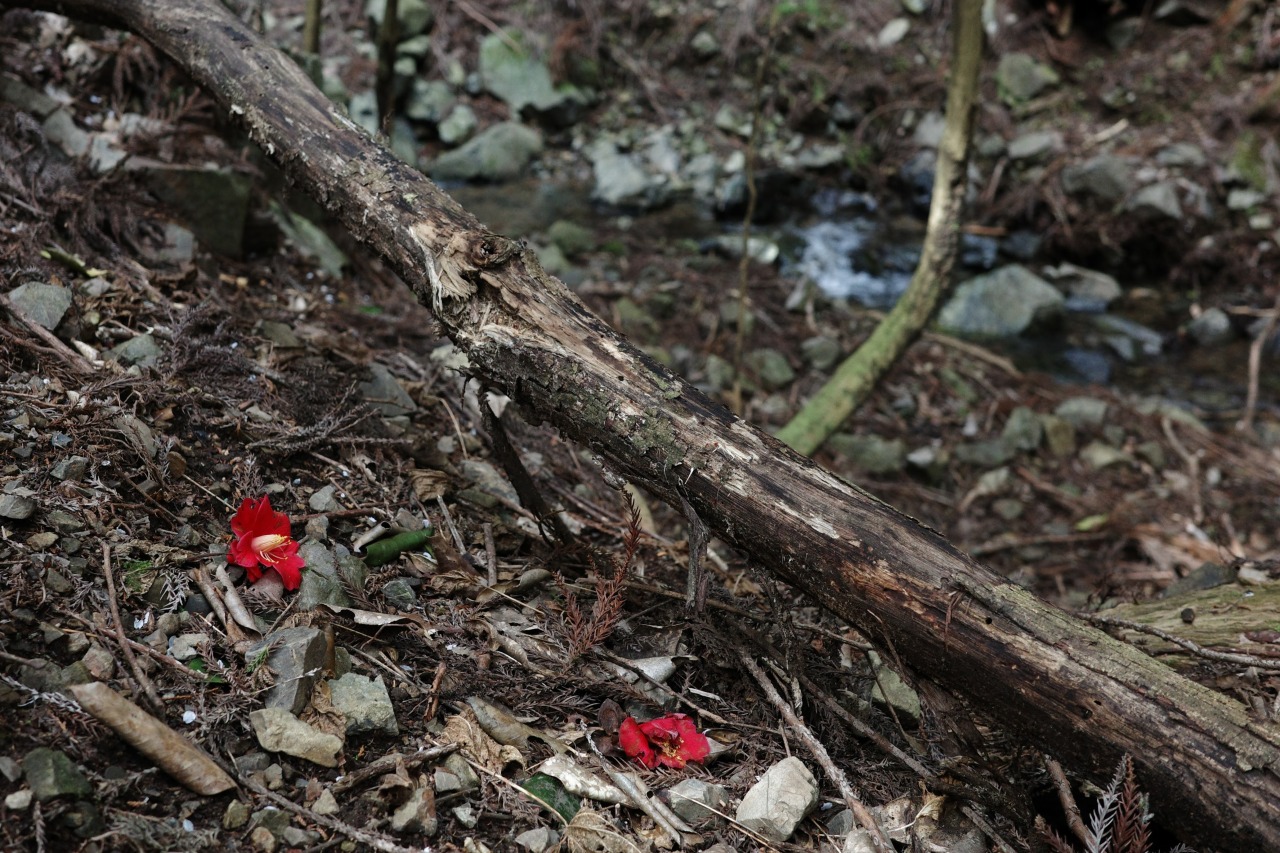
937,265,1064,338
431,122,543,183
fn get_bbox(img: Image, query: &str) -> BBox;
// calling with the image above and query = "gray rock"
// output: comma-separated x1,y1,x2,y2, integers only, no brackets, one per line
800,335,842,371
223,800,251,830
138,165,251,258
269,203,349,278
690,30,720,59
461,459,521,507
869,651,921,719
1106,18,1142,50
359,363,417,417
937,265,1064,338
1007,130,1063,161
1187,307,1234,346
1062,155,1135,202
24,748,93,802
912,110,946,149
746,348,795,391
7,282,71,330
479,31,584,123
168,633,209,661
259,321,301,348
250,708,343,768
588,140,670,210
382,577,417,610
1002,406,1043,451
390,784,437,833
667,779,729,822
547,220,594,257
901,0,929,11
328,673,399,735
1055,397,1108,429
1157,142,1206,168
106,334,161,368
996,53,1059,103
438,105,478,145
828,434,907,475
955,438,1016,467
431,122,543,183
245,627,328,715
308,485,341,513
1040,414,1076,456
1041,262,1122,312
1226,188,1266,211
1080,441,1132,470
515,827,559,853
296,543,353,610
736,756,819,842
1087,314,1163,360
702,354,736,392
1126,181,1182,220
1154,0,1209,25
404,79,455,124
0,492,36,520
877,18,910,48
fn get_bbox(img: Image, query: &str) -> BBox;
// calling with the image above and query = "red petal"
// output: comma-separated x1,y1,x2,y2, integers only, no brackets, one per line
618,717,656,768
272,548,305,591
227,535,259,568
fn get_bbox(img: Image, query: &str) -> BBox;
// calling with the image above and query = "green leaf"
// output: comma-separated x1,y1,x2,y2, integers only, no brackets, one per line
362,529,434,568
187,658,227,684
521,773,579,822
1075,514,1109,532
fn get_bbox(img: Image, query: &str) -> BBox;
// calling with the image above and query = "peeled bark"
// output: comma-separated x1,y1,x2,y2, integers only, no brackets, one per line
8,1,1280,848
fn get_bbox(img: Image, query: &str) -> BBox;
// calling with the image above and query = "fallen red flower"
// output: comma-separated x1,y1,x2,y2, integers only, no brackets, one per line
227,496,305,590
618,713,709,769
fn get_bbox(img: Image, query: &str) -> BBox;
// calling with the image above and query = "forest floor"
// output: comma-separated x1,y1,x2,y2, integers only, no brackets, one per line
1,1,1279,852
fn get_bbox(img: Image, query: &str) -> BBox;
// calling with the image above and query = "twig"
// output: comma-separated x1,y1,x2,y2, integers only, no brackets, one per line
1082,614,1280,671
737,650,892,852
591,648,729,726
580,738,692,847
330,744,458,796
1161,416,1203,524
101,543,165,713
0,292,97,375
1046,756,1090,847
960,802,1021,853
425,660,447,721
436,495,468,560
482,522,497,588
1238,294,1280,433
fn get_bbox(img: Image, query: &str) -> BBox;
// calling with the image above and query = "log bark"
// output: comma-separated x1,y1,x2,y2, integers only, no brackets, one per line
9,1,1279,848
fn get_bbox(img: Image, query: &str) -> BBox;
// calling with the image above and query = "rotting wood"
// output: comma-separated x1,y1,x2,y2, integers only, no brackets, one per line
5,0,1279,848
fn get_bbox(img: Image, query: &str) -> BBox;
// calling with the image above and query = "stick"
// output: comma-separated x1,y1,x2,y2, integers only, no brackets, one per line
737,650,892,852
100,543,164,713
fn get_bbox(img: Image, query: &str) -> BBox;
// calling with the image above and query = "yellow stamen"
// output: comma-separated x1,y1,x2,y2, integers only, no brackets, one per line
250,533,290,564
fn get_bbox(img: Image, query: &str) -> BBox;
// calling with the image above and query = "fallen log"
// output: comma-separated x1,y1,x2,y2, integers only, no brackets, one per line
8,0,1278,848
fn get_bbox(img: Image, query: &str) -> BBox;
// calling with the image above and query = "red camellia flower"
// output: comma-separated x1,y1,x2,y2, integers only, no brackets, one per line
227,496,305,590
618,713,710,770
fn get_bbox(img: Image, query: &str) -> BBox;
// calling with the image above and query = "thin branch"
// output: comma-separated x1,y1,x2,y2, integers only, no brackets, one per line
737,649,892,852
101,542,165,713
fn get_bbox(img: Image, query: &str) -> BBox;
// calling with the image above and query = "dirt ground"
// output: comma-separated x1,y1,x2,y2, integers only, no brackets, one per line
2,1,1279,851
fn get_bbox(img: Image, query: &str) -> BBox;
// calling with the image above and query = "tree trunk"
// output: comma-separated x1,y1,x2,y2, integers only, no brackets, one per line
10,1,1280,848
